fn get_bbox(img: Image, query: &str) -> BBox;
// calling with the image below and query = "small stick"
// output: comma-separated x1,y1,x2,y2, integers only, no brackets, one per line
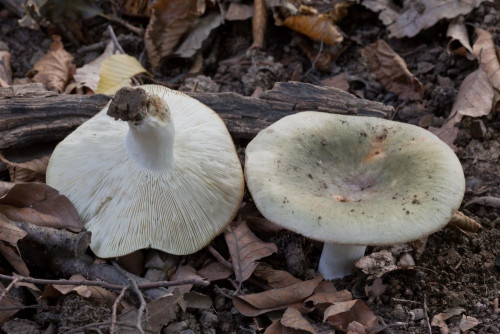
104,14,144,36
0,278,19,305
107,25,125,54
423,295,432,334
208,245,233,269
110,286,128,334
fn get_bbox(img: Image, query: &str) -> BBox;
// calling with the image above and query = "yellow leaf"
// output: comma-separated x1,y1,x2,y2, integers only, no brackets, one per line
96,54,149,94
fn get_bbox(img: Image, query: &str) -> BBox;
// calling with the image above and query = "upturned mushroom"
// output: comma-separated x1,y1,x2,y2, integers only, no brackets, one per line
47,85,244,258
245,112,465,279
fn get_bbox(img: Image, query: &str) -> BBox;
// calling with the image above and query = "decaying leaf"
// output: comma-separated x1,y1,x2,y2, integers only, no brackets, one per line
253,263,301,288
450,68,494,118
280,307,317,334
361,40,424,100
183,291,213,309
145,0,205,68
354,250,398,278
361,0,399,26
323,299,378,332
224,219,277,283
117,289,184,334
303,289,353,309
431,307,465,333
225,2,253,21
0,242,29,276
0,182,82,232
428,112,463,151
0,51,12,87
28,35,75,93
459,315,480,331
170,265,204,294
322,73,349,92
473,28,500,92
174,11,224,58
251,0,267,49
281,13,343,46
197,260,233,282
96,54,149,94
447,211,481,233
446,17,474,59
0,153,50,183
0,282,23,325
74,42,118,93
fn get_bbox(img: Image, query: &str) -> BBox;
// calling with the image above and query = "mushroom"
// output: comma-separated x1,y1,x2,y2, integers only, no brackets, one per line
244,111,465,279
46,85,244,258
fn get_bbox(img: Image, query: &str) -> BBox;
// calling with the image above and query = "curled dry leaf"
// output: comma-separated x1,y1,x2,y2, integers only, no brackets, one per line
323,299,378,332
473,28,500,92
0,153,50,183
253,263,301,288
74,42,117,93
224,219,277,283
282,14,343,46
0,51,12,87
447,211,481,233
28,35,75,93
280,307,317,334
451,68,494,118
197,260,233,281
0,183,82,232
446,18,474,59
0,242,29,276
361,40,424,100
431,307,465,330
232,275,323,317
459,315,480,331
251,0,267,49
145,0,206,69
96,54,149,94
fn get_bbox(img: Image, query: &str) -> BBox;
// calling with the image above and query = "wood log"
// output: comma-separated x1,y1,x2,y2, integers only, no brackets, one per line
0,82,394,151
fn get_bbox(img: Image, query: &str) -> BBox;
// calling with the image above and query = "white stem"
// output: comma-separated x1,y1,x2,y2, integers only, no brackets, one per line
125,116,175,171
318,243,366,280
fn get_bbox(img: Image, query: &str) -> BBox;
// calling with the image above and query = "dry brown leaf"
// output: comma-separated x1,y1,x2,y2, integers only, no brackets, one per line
323,300,378,332
145,0,205,69
0,220,27,246
253,263,301,288
0,242,29,276
431,307,465,333
361,40,424,100
428,112,463,151
0,182,14,197
263,320,282,334
225,2,253,21
224,219,277,283
251,0,267,49
246,216,283,235
74,42,117,93
473,28,500,92
0,153,50,183
280,307,317,334
322,73,349,92
0,51,12,87
354,250,398,278
0,282,23,325
197,260,232,281
232,275,322,317
170,265,204,294
453,68,494,117
347,321,367,334
0,182,82,233
388,0,490,38
459,315,480,331
183,291,213,309
28,35,75,93
446,18,474,59
282,14,343,46
304,290,353,308
447,211,481,233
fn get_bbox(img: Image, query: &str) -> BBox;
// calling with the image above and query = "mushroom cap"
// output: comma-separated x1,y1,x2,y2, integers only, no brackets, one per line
47,85,244,257
245,112,465,246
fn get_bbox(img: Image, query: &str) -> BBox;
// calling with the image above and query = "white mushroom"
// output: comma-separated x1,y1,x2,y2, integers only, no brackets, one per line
47,85,244,258
245,111,465,279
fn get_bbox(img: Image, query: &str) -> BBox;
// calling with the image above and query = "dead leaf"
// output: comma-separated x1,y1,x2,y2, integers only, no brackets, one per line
145,0,205,69
451,68,494,117
96,54,149,94
28,35,75,93
0,51,12,87
225,2,253,21
0,182,14,197
117,289,183,334
263,320,282,334
431,307,465,333
170,265,204,294
0,153,50,183
303,290,353,309
459,315,480,331
197,260,232,281
323,300,378,332
446,211,481,233
446,18,474,59
361,40,424,100
117,0,151,17
0,242,29,276
183,291,212,309
280,307,317,334
253,263,301,288
74,42,118,93
428,112,463,151
251,0,267,49
224,219,277,284
232,275,322,317
0,220,27,246
281,13,343,46
473,28,500,92
175,11,224,58
0,183,82,233
361,0,399,26
0,282,23,325
354,250,398,278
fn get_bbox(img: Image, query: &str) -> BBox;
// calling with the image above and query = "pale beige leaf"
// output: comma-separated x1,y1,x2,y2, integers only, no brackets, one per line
96,54,148,94
74,42,117,93
361,40,424,100
224,219,277,283
28,35,75,93
225,2,253,21
323,300,378,332
473,28,500,91
175,11,224,58
451,68,493,117
446,18,474,59
459,315,480,331
0,220,27,246
0,51,12,87
0,153,50,183
280,307,317,334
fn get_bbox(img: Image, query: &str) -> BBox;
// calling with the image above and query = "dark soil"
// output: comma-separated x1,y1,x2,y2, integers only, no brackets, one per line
0,2,498,334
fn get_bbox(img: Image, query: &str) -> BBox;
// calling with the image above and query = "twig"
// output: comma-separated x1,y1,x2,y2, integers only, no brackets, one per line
423,295,432,334
0,278,19,305
62,320,137,334
110,286,128,334
107,25,126,54
208,245,233,269
301,21,327,80
103,14,144,36
391,298,421,304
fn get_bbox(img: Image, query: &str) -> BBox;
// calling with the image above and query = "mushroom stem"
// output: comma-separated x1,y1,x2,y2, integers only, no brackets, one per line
318,243,366,280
